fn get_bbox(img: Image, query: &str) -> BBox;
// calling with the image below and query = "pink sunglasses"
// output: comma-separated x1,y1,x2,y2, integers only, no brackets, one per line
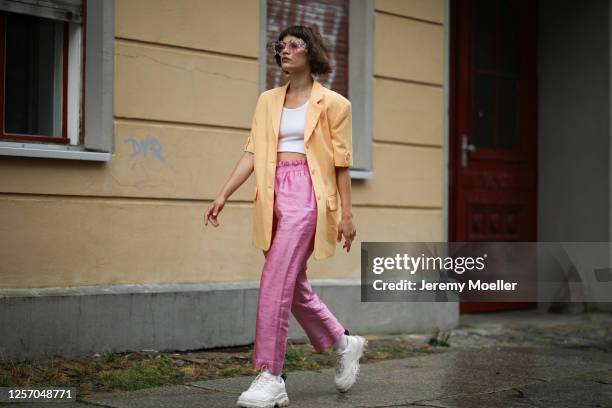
270,39,307,56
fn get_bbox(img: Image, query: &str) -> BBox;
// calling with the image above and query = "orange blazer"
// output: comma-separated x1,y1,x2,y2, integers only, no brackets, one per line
243,78,353,261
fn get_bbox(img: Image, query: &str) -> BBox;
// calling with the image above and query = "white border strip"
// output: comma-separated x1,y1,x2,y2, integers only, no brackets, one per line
0,141,110,161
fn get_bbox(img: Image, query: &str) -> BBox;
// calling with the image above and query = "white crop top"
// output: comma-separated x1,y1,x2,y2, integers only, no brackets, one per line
277,100,309,154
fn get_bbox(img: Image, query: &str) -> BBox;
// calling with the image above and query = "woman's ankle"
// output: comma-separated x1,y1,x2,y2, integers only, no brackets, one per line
261,366,284,383
333,334,348,351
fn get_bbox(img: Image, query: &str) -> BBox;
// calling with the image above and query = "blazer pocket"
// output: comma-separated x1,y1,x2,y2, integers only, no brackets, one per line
326,193,338,211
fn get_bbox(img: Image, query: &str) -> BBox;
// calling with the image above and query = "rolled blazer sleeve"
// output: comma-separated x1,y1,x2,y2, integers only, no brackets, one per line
243,129,255,154
330,100,353,167
244,94,264,154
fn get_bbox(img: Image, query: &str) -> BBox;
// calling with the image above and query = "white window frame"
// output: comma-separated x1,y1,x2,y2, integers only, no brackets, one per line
0,0,113,161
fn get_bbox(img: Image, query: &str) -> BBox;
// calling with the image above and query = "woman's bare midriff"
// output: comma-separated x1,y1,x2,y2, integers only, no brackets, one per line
277,151,306,161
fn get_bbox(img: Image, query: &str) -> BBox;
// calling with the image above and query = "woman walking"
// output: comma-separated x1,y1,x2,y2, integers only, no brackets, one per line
204,25,367,407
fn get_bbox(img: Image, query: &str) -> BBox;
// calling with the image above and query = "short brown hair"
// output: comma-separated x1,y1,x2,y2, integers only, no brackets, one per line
273,25,332,76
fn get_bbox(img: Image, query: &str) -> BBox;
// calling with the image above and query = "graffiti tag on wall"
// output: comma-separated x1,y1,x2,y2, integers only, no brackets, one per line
124,137,166,163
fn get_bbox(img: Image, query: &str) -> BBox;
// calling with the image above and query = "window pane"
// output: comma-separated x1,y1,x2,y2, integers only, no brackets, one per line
496,77,518,150
497,2,519,74
472,0,497,71
5,12,64,137
471,73,495,148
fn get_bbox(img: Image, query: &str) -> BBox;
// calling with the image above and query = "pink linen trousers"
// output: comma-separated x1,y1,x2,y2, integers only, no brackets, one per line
252,158,346,375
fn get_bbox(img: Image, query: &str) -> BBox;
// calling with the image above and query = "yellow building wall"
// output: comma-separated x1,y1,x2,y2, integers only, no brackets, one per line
0,0,445,288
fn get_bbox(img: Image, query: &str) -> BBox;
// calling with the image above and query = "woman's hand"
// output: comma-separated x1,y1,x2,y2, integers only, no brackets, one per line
337,214,356,253
204,196,227,227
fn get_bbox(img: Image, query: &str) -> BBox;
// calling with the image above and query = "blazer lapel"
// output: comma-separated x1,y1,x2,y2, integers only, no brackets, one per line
271,79,325,147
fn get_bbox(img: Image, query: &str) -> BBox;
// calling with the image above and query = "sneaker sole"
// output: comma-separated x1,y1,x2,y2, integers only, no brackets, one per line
236,393,289,408
336,336,368,393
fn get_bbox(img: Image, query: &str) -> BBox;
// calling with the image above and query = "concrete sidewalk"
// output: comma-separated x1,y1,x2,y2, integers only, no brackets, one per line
21,310,612,407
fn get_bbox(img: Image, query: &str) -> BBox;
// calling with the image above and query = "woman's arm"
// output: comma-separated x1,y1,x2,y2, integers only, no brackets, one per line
204,151,254,227
204,92,263,227
335,166,356,252
329,97,356,252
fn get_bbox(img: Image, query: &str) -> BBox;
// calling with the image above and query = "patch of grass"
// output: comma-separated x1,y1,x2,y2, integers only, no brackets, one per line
284,348,302,365
283,344,321,371
0,358,73,389
98,355,183,391
428,328,451,347
505,335,523,343
0,372,19,387
219,364,252,377
101,347,120,363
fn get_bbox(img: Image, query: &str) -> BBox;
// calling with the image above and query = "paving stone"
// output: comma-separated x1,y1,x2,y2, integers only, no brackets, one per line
82,384,222,408
418,369,612,408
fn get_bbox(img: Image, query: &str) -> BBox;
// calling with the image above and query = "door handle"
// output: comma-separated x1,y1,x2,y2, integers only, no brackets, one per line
461,134,476,168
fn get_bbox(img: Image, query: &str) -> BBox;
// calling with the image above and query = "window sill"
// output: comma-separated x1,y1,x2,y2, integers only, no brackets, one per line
0,141,111,162
349,169,373,180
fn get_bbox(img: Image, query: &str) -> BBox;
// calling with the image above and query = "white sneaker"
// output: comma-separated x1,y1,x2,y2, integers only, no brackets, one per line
334,335,368,393
236,370,290,408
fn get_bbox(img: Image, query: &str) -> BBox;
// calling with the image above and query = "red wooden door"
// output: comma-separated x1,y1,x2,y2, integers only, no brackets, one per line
449,0,538,313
